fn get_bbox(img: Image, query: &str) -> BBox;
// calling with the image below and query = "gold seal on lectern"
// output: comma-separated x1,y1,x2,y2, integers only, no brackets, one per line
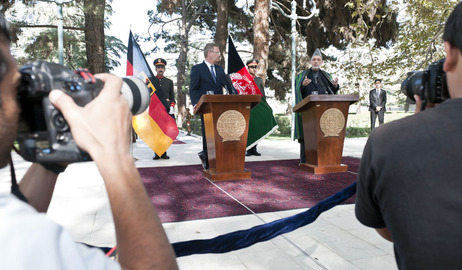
320,108,345,137
216,110,246,142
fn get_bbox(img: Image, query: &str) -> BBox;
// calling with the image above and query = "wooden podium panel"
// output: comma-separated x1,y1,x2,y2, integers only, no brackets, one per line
195,95,261,181
293,94,359,174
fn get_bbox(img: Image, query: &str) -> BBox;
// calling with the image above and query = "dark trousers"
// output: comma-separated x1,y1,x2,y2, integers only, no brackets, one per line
298,138,306,163
200,115,207,158
370,110,385,130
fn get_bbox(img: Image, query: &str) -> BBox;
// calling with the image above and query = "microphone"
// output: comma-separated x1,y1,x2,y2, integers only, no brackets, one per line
326,86,334,95
224,74,238,95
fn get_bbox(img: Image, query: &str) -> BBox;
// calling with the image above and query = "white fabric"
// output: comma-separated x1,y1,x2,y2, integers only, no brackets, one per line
0,193,120,270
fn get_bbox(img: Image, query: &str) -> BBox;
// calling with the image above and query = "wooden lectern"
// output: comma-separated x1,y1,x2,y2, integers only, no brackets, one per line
293,94,359,174
194,94,261,181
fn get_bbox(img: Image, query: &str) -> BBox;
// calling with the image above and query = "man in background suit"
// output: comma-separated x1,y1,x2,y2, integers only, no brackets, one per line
189,43,234,169
369,78,387,130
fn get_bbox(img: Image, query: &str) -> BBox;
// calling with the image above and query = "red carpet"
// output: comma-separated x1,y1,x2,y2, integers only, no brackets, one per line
139,157,359,223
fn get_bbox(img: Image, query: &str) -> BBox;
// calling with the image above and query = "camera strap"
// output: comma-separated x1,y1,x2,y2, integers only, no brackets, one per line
74,68,96,84
9,153,28,203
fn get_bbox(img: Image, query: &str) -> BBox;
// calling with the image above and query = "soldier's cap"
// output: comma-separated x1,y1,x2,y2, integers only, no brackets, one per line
154,58,167,66
246,59,259,66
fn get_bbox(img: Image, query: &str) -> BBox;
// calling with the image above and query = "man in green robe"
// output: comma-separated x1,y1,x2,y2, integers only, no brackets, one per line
292,48,339,163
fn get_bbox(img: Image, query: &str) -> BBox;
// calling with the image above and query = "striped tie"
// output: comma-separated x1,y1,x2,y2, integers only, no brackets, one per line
211,65,217,82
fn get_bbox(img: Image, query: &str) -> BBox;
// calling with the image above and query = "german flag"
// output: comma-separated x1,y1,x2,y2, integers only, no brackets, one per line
127,31,178,155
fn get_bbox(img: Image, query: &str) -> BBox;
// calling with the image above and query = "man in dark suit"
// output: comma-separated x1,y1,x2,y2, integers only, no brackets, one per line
150,58,175,160
189,43,234,169
369,78,387,130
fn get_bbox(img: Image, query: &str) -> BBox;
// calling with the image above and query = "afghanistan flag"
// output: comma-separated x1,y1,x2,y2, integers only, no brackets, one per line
127,30,179,155
227,35,278,149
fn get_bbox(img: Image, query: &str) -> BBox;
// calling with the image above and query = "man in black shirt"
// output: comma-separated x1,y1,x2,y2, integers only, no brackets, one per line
355,3,462,268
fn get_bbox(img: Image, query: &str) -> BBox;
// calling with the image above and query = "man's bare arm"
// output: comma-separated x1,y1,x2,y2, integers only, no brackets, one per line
49,74,178,269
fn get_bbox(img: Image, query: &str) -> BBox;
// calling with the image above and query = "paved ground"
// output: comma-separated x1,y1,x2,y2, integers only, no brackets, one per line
0,133,397,269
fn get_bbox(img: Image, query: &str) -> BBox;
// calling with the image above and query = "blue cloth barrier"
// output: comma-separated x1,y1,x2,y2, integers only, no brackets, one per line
172,181,357,257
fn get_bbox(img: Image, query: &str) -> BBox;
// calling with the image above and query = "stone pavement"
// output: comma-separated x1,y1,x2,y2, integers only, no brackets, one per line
0,133,397,269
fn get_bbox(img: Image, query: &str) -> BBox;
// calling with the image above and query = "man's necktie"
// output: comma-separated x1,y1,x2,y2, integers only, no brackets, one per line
211,65,217,83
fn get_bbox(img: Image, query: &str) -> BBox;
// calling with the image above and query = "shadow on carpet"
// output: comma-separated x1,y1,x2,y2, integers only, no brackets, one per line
139,157,359,223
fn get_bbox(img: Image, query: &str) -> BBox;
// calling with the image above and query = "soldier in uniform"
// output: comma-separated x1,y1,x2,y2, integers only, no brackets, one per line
245,59,265,156
150,58,176,160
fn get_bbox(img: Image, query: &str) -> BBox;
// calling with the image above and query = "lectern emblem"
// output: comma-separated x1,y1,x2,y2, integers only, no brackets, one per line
320,108,345,137
217,110,246,142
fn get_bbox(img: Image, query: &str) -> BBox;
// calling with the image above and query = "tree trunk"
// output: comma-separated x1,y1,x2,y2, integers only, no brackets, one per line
214,0,228,67
176,1,189,126
83,0,105,73
253,0,270,86
176,2,205,126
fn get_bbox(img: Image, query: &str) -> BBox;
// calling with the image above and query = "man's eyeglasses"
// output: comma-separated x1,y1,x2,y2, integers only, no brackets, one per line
248,66,257,69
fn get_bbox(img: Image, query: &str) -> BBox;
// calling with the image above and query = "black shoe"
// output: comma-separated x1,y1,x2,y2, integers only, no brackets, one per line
198,151,209,169
153,154,160,160
246,151,252,156
252,149,262,156
161,153,170,159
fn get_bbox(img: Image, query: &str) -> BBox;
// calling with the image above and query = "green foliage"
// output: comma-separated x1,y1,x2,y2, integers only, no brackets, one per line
267,111,414,139
146,0,217,55
104,35,127,72
16,29,88,69
272,115,291,137
345,127,370,137
180,115,201,135
6,0,124,71
383,0,457,73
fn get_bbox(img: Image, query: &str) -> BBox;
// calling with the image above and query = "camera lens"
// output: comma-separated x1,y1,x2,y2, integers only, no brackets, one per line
401,71,424,103
121,77,150,115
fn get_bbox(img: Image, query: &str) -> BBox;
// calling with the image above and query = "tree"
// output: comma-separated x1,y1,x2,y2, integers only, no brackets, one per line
5,0,124,72
382,0,456,74
329,0,458,110
150,0,454,112
82,0,106,73
261,0,398,101
253,0,270,86
148,0,214,125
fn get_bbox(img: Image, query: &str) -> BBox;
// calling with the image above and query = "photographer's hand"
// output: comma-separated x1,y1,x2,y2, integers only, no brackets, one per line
48,73,178,270
49,74,130,160
414,95,436,113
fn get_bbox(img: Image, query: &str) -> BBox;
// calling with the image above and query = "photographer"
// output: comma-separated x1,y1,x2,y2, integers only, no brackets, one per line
355,2,462,269
0,14,178,269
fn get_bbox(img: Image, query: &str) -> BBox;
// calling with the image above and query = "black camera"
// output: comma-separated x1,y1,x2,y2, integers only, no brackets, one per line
401,58,449,109
16,60,150,163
